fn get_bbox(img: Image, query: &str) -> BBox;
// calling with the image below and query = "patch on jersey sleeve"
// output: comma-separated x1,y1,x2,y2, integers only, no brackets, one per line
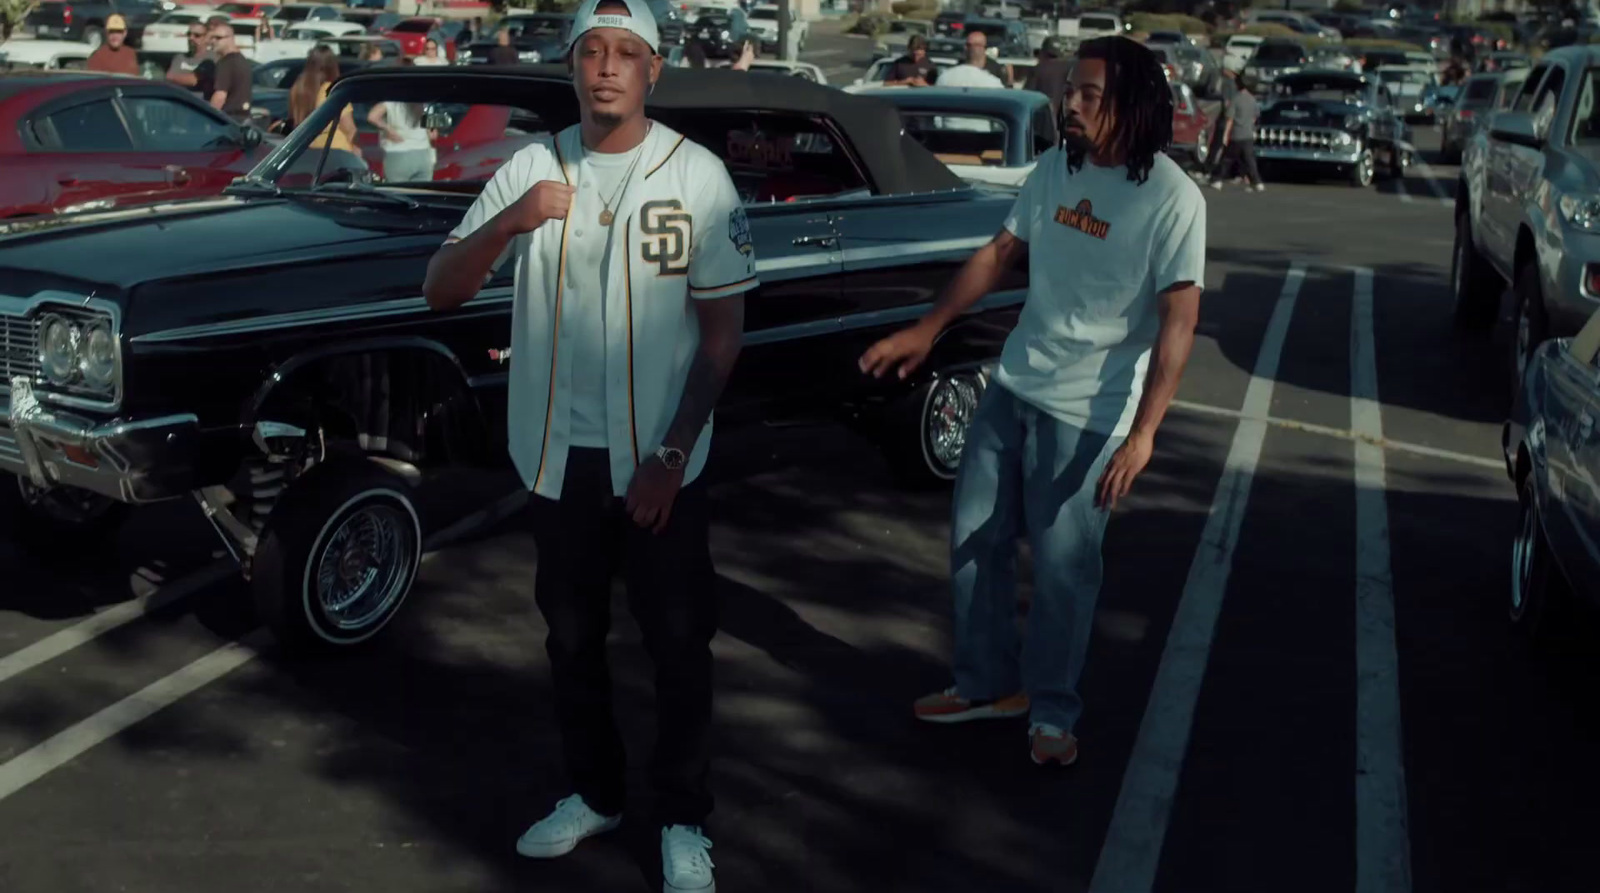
728,206,753,256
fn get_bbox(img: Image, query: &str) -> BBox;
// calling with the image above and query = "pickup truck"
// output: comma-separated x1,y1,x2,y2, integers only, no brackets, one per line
1454,45,1600,401
21,0,164,48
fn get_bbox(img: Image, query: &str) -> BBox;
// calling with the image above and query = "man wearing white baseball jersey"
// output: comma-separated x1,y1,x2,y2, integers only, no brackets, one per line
422,0,755,887
861,36,1206,768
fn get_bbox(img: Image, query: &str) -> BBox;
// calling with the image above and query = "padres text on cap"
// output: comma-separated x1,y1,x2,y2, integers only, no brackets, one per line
564,0,660,56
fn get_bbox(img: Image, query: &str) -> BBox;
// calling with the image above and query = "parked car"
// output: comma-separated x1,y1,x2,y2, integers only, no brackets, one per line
1076,11,1121,40
0,72,271,219
1242,38,1310,91
0,39,93,71
1253,69,1411,188
1502,304,1600,641
1372,63,1438,120
1453,46,1600,400
0,65,1025,651
861,84,1053,187
689,6,750,59
381,17,458,61
1222,34,1262,71
22,0,165,48
745,2,804,54
138,6,220,57
928,16,1029,60
846,55,956,92
464,12,571,65
1169,81,1212,169
268,3,341,28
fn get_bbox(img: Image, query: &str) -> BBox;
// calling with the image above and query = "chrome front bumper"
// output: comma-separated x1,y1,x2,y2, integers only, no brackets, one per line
1255,145,1363,164
1,377,202,504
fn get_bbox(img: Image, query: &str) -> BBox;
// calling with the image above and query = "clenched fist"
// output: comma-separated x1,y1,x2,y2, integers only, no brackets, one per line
501,180,575,235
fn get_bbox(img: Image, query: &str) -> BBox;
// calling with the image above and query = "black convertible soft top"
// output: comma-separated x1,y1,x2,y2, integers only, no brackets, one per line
333,64,965,195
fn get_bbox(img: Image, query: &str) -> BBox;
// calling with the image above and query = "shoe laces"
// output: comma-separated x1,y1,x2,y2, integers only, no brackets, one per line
663,824,715,872
542,794,597,834
1030,721,1066,740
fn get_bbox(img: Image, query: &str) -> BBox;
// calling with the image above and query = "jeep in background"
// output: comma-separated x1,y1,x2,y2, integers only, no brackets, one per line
1453,46,1600,401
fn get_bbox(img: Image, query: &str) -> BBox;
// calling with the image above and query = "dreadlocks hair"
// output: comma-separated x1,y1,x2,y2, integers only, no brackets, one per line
1058,36,1175,185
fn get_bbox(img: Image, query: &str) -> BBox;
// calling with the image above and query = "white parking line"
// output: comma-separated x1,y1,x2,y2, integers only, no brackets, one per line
1349,267,1414,893
0,633,265,804
1168,400,1503,471
0,561,235,687
1395,177,1415,204
802,47,844,59
1090,262,1306,893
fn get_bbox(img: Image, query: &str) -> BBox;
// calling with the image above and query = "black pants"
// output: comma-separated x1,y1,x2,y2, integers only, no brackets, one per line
1204,117,1230,176
1211,139,1262,187
529,448,718,826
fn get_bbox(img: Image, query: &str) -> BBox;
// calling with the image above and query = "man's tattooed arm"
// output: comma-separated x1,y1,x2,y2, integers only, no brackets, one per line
660,295,746,456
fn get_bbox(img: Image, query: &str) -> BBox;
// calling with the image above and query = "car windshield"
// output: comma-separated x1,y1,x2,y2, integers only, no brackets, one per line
1080,15,1116,29
245,77,872,204
392,20,433,33
1379,69,1431,85
507,16,566,37
749,6,776,19
1253,44,1304,63
899,112,1008,167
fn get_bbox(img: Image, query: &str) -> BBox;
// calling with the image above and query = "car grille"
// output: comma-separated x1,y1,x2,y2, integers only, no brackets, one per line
0,313,38,394
1257,126,1343,149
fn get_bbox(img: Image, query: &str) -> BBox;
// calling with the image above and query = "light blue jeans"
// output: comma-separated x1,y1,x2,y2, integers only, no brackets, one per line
949,383,1124,733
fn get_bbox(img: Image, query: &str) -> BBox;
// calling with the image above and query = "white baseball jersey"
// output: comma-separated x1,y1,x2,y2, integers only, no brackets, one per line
446,121,759,499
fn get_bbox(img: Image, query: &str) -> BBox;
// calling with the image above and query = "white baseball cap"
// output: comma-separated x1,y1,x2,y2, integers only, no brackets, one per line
565,0,660,56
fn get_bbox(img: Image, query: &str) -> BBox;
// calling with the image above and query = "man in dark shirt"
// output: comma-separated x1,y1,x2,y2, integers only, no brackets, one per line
166,21,216,98
884,34,935,86
206,22,253,123
489,27,519,64
1199,63,1239,179
1023,37,1071,117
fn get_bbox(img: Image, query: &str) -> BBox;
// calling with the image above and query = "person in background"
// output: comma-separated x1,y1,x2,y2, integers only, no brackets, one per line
1023,36,1071,115
937,28,1004,88
289,45,358,152
87,14,140,75
458,20,474,47
489,27,519,64
683,36,709,67
363,43,387,65
1208,72,1263,192
207,22,254,122
166,19,217,97
862,35,1206,769
367,60,437,183
416,37,449,65
884,33,936,86
1198,63,1239,181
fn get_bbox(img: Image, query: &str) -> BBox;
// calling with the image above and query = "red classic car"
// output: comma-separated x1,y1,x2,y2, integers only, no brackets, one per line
380,16,457,60
0,72,272,219
1169,81,1212,168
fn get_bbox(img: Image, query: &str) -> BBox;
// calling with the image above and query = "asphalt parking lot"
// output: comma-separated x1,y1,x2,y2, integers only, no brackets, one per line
3,36,1598,893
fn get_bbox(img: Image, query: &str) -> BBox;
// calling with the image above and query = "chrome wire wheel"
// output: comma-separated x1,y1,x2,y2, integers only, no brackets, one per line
924,373,982,477
310,501,417,634
1353,147,1375,186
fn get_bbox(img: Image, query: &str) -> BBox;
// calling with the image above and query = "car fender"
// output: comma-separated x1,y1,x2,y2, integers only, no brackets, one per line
244,336,495,469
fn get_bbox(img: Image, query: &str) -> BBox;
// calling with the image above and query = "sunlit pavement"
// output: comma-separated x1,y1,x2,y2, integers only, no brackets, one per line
2,120,1595,893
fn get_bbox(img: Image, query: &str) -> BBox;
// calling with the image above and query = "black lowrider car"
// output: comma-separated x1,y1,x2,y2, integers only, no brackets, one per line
464,13,573,65
1254,69,1413,188
0,65,1024,651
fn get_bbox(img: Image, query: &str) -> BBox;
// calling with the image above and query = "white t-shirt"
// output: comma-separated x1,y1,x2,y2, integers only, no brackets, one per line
563,143,648,447
380,101,432,153
996,148,1207,436
937,63,1005,89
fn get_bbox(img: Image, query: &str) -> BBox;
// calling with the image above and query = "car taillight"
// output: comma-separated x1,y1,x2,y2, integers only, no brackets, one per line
1459,109,1473,120
63,5,72,24
1588,264,1600,296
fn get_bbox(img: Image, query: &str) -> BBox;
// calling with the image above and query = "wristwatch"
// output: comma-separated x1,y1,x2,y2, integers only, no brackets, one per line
655,445,687,470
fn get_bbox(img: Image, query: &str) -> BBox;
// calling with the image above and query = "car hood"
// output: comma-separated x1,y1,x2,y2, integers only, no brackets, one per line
0,196,459,332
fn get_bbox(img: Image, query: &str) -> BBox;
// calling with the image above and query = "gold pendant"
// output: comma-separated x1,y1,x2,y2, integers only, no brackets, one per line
599,209,614,226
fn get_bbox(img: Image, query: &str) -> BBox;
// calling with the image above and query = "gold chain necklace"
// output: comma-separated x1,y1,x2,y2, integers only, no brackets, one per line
595,122,651,227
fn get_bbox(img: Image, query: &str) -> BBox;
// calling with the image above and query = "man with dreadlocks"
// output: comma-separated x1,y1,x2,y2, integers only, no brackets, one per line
860,35,1206,767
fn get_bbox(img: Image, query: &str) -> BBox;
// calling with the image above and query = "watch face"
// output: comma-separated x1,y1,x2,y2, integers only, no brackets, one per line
660,447,686,469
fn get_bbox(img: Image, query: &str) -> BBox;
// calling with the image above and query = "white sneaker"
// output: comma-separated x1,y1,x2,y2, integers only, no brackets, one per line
661,824,716,893
1252,183,1266,192
1209,181,1223,191
515,794,621,859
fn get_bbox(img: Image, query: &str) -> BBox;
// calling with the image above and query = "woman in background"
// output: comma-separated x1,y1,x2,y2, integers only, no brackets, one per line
288,45,357,154
366,59,437,183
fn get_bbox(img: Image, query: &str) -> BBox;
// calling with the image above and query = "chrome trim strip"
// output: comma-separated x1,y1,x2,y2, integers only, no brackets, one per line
741,288,1027,347
1255,146,1363,163
131,288,518,345
840,235,992,266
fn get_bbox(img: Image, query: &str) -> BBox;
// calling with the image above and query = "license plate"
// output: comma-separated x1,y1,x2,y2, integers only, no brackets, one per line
35,26,59,36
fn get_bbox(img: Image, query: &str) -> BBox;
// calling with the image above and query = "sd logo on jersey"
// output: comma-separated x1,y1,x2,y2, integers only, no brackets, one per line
640,199,693,275
728,207,753,257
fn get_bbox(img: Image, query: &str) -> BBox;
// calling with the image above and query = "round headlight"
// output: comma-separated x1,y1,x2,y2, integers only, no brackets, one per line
39,316,80,384
80,322,116,389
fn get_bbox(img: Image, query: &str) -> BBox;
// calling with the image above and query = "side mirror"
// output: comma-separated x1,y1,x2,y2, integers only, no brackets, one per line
239,125,263,150
1491,110,1542,147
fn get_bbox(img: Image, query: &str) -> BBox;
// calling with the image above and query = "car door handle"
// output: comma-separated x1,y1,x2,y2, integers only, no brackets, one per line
165,165,190,185
792,234,837,248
